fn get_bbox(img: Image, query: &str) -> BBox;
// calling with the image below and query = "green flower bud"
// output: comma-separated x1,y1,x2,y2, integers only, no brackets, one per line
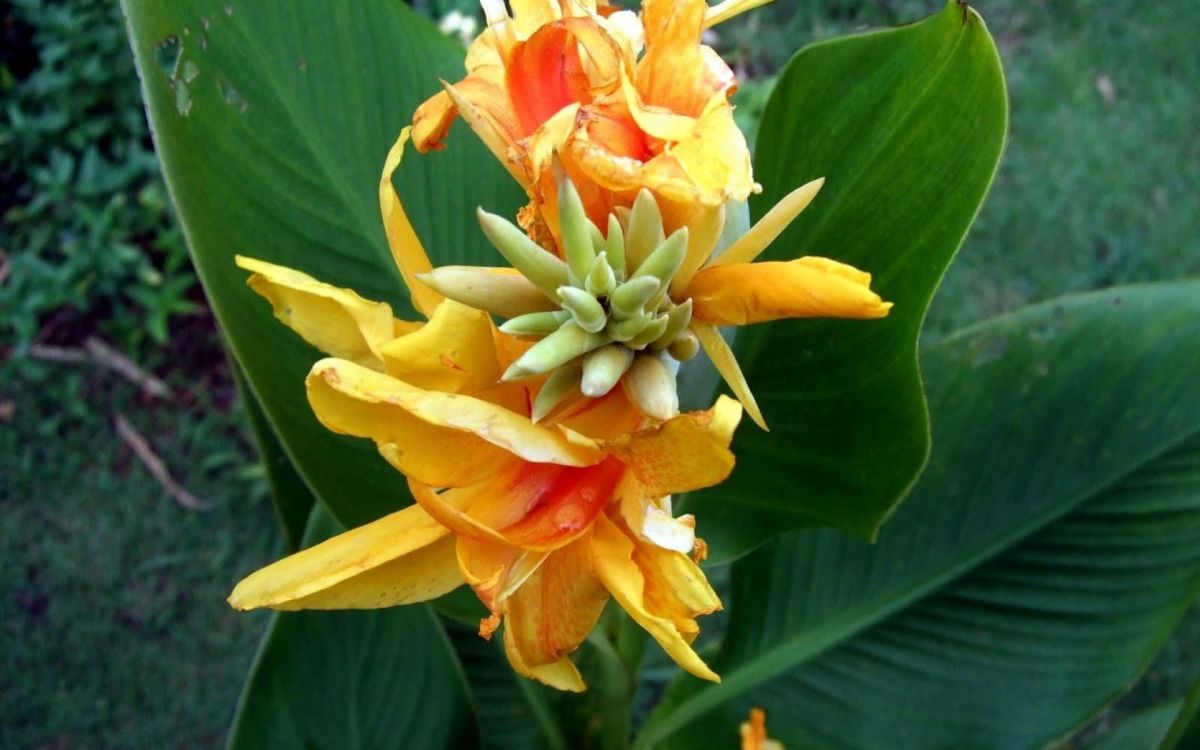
417,266,558,319
623,353,679,421
531,365,581,422
652,299,693,349
632,227,689,289
609,276,661,320
556,175,597,286
667,328,699,361
586,252,617,298
608,312,651,343
503,321,608,381
581,345,634,398
627,314,670,350
557,286,607,333
498,310,571,336
625,188,665,273
477,208,567,298
605,214,626,281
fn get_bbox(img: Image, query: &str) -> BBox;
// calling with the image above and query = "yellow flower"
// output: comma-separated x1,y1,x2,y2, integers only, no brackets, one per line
409,0,892,429
412,0,764,250
228,133,740,691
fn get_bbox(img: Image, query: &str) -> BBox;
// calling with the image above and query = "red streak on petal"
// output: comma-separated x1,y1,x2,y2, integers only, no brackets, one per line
500,456,625,549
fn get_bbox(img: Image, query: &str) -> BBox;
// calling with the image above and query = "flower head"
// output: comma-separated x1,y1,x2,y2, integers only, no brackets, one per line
412,0,763,250
228,134,740,691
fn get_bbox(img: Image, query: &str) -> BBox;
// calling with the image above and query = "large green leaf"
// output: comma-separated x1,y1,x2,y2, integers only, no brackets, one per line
681,1,1008,558
639,282,1200,748
121,0,524,528
227,508,479,749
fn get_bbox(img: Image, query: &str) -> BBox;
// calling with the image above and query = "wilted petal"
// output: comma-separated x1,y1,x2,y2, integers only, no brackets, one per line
690,257,893,325
228,504,461,610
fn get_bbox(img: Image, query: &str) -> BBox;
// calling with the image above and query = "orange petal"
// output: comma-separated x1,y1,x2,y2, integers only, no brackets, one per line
507,22,594,136
590,514,719,682
612,395,742,497
457,535,548,612
228,504,461,610
638,0,735,116
498,455,627,550
689,257,893,326
503,535,609,668
380,128,443,317
503,626,586,692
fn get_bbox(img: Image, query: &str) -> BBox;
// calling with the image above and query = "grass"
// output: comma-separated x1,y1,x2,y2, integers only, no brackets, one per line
1,0,1197,747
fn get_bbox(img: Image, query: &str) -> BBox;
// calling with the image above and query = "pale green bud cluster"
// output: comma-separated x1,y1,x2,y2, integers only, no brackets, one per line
419,177,702,422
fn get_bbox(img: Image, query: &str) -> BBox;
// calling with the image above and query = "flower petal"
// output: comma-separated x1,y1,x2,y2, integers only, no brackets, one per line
498,455,627,550
639,100,756,206
612,394,742,497
235,256,410,370
690,257,893,326
503,536,609,668
590,513,719,682
228,504,460,610
503,626,587,692
457,535,548,612
379,299,527,414
708,178,823,267
307,358,600,488
704,0,775,29
380,128,444,317
633,531,721,642
692,322,766,430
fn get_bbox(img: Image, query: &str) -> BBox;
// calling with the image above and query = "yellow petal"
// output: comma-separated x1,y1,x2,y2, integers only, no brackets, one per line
640,100,757,206
503,536,609,668
692,322,766,430
380,127,444,317
620,67,697,143
613,395,742,497
503,625,587,692
689,257,893,326
709,178,824,267
633,532,722,642
378,298,510,398
228,504,460,610
235,255,403,370
308,358,601,484
704,0,775,29
669,203,725,298
590,514,719,683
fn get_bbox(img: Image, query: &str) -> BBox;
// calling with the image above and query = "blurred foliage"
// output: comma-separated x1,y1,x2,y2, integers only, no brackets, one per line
0,0,198,362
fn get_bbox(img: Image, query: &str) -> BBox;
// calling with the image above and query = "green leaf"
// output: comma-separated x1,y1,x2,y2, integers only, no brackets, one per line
227,508,479,749
121,0,524,529
639,282,1200,749
233,360,313,551
1088,702,1179,750
680,1,1008,558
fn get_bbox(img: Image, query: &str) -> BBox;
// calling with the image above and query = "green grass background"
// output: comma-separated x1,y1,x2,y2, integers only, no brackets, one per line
1,0,1197,746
